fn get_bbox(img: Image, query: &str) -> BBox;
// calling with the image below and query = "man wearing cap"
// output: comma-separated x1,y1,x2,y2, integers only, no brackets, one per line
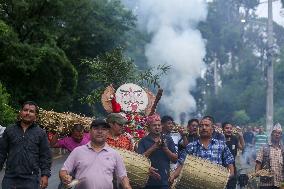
255,123,284,189
106,113,133,151
59,119,132,189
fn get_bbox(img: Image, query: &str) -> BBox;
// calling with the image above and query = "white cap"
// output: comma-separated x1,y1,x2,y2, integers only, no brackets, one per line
272,123,282,132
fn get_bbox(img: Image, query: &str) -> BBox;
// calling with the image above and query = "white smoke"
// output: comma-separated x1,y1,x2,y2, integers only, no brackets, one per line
122,0,208,122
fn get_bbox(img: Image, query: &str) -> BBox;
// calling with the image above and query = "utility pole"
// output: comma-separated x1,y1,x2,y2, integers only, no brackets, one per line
214,58,219,95
266,0,274,133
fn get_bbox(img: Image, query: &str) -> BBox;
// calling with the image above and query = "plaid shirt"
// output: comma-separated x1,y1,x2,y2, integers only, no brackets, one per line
178,138,234,166
256,143,284,187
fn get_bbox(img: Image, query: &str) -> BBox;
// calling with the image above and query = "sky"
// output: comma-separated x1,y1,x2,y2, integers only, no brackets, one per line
256,0,284,27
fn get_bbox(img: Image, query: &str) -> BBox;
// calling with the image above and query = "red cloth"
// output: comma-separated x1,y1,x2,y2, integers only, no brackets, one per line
146,114,161,125
111,96,121,113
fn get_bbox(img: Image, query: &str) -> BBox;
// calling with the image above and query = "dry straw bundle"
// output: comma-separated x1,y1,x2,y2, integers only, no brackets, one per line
38,109,92,135
115,148,150,189
175,155,229,189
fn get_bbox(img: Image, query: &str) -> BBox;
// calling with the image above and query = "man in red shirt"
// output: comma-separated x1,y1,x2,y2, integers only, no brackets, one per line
106,113,133,151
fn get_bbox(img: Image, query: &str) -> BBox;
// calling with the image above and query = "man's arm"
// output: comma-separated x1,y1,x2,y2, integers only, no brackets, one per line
59,170,72,185
255,161,262,172
178,128,189,147
115,153,131,188
237,133,245,151
222,145,235,174
39,131,52,178
255,146,263,173
121,176,132,189
162,147,178,162
39,131,52,189
49,133,60,148
137,139,160,158
162,137,178,162
0,129,9,170
227,164,235,177
169,164,183,185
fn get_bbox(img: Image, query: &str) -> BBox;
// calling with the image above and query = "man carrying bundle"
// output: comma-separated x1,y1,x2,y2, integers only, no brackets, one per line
50,123,90,152
169,117,234,186
255,123,284,189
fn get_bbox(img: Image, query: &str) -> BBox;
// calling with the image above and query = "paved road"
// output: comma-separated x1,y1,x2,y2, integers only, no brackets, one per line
0,154,68,189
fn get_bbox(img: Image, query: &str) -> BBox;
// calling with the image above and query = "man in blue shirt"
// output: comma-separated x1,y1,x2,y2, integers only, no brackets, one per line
169,117,234,185
137,114,178,189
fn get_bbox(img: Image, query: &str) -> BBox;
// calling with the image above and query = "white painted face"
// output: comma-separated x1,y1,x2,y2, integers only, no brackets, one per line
115,83,148,112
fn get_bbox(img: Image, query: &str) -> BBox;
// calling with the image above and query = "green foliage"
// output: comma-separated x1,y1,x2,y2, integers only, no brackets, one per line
0,83,17,125
0,0,136,114
199,0,284,126
232,110,250,125
80,47,170,107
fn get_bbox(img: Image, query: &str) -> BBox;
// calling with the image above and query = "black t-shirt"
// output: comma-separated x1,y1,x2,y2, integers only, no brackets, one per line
243,131,254,144
225,135,239,158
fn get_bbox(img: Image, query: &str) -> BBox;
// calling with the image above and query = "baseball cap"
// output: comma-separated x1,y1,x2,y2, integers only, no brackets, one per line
90,119,110,129
106,113,129,125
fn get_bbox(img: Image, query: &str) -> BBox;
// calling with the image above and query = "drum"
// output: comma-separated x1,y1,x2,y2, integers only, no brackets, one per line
115,148,151,189
175,155,230,189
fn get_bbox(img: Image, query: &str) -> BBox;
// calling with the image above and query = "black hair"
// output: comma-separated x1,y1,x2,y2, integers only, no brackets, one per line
22,101,39,114
188,118,199,126
202,115,215,124
71,124,84,133
161,115,174,124
222,122,231,129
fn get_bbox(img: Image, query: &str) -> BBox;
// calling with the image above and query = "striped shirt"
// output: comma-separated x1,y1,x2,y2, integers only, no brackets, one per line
255,133,268,153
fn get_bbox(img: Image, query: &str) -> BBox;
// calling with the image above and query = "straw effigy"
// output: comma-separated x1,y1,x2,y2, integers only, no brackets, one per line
38,109,93,135
175,155,229,189
115,148,151,189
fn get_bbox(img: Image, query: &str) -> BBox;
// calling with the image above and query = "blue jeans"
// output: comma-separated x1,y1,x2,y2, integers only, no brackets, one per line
2,176,40,189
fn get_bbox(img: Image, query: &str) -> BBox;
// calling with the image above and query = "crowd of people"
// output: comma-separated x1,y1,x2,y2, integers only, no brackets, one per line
0,101,283,189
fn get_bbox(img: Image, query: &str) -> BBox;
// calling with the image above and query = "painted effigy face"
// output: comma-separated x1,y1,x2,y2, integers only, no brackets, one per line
115,83,148,112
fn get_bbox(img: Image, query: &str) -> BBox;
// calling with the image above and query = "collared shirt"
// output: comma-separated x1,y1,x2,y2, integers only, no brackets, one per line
57,133,90,152
256,143,284,187
178,138,234,166
106,134,133,151
61,142,127,189
0,122,52,178
137,134,177,187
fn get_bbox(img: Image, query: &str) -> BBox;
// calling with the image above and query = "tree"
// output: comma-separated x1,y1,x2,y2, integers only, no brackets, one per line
0,0,136,113
232,110,250,125
0,83,16,125
197,0,284,125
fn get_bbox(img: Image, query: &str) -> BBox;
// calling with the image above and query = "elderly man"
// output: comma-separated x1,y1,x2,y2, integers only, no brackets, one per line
0,101,52,189
137,114,178,189
59,119,132,189
255,123,284,189
169,117,234,185
106,113,133,151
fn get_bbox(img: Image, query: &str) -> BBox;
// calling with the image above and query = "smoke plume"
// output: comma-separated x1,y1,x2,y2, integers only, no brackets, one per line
122,0,208,122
